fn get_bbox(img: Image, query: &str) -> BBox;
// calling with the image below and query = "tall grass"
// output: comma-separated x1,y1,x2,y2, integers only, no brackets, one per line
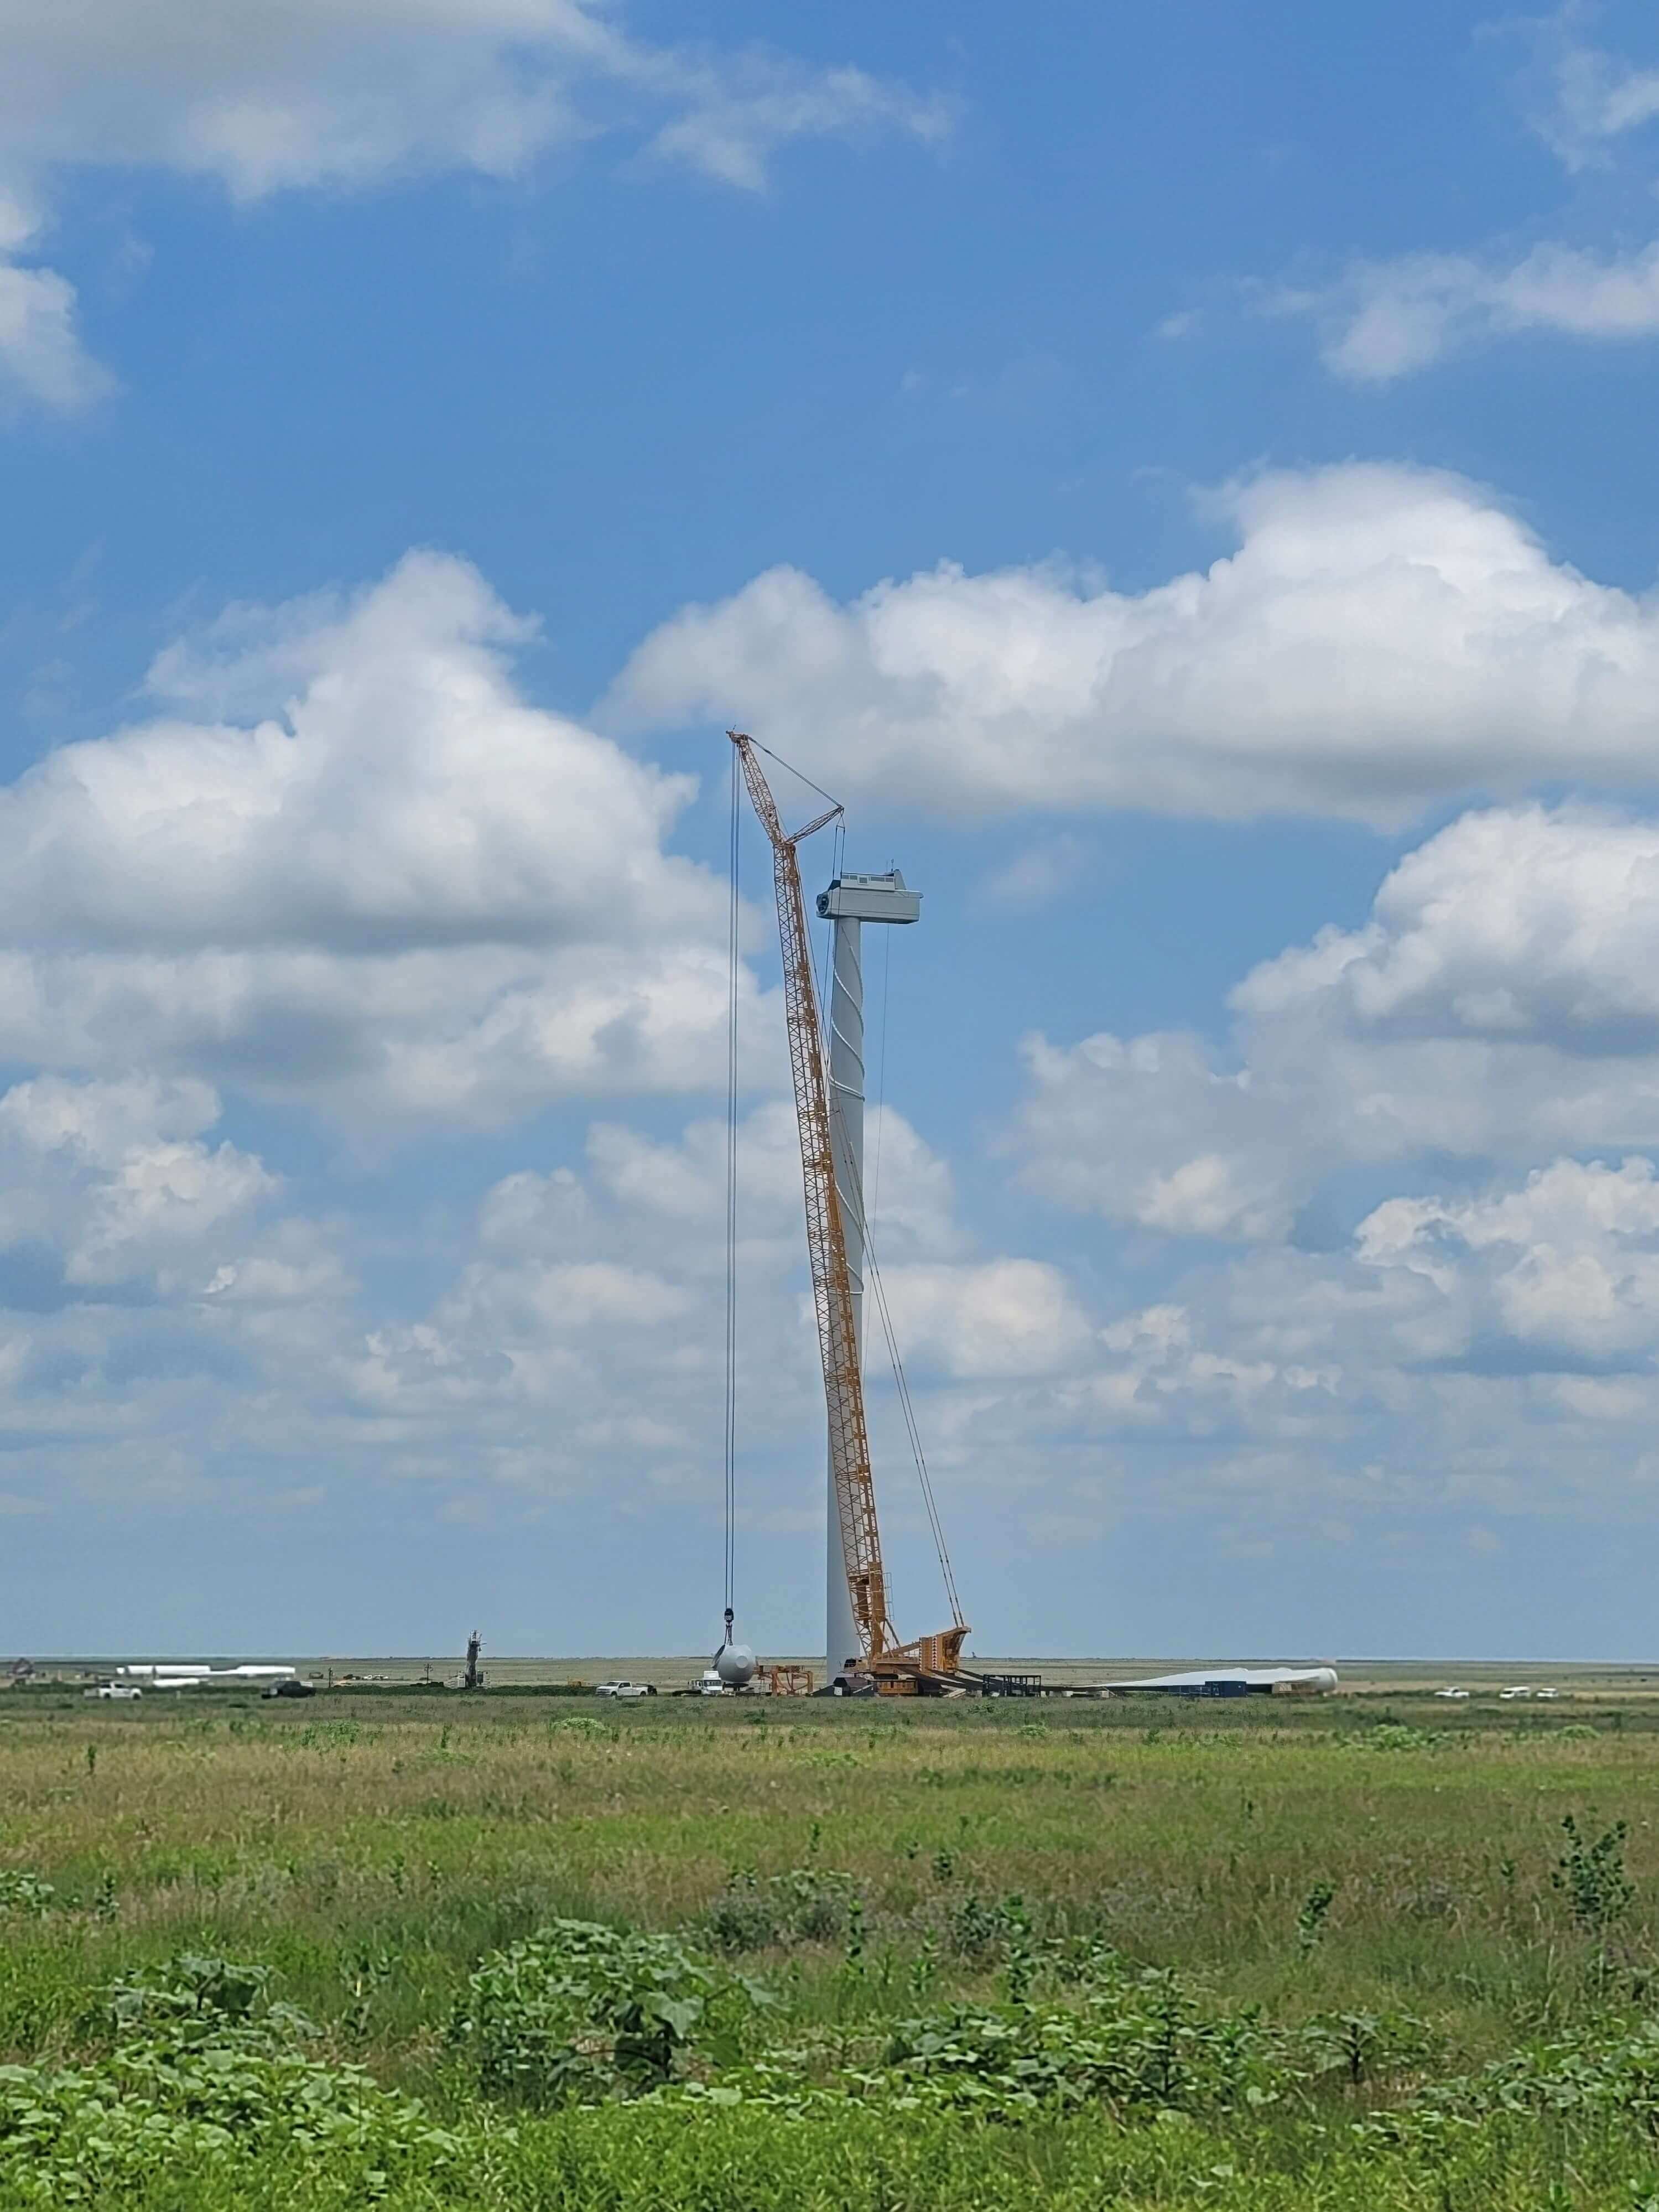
2,1695,1658,2204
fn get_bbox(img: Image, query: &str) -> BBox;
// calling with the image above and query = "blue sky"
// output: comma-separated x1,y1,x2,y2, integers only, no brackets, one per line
9,2,1659,1661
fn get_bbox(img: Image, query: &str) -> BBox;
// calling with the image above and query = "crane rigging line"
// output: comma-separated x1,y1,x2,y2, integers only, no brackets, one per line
811,816,845,1036
869,916,892,1230
823,856,958,1631
834,1102,965,1631
746,735,842,816
723,747,741,1619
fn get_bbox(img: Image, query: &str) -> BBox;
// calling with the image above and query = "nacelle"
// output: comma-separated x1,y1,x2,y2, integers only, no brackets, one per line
816,870,921,925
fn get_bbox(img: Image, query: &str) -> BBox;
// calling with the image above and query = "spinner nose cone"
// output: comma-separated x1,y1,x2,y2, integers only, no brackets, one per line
716,1642,756,1687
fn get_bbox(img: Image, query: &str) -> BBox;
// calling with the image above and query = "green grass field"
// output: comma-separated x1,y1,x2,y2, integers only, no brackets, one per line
6,1687,1659,2207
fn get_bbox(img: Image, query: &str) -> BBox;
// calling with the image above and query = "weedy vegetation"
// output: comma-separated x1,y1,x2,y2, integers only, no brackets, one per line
3,1688,1659,2205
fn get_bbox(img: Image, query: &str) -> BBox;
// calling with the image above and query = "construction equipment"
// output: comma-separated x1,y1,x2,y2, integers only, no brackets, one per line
756,1663,817,1697
714,1604,757,1686
730,731,968,1696
462,1632,483,1691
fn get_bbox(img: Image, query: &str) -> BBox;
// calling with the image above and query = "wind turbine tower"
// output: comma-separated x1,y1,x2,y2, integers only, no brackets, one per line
815,866,921,1680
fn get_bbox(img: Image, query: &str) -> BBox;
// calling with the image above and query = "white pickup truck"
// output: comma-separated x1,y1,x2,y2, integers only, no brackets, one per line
594,1680,657,1700
84,1684,142,1701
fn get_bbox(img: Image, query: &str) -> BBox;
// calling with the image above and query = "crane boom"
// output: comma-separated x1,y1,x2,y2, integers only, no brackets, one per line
730,731,967,1692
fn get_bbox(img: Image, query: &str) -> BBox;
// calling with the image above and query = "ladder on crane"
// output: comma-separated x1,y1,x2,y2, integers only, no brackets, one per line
730,731,968,1696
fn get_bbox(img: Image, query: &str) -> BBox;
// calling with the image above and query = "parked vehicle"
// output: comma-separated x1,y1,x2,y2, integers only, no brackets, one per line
84,1683,142,1701
261,1679,316,1699
594,1680,657,1699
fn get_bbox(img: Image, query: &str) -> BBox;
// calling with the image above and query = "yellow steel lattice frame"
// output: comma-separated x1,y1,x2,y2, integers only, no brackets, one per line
730,732,896,1662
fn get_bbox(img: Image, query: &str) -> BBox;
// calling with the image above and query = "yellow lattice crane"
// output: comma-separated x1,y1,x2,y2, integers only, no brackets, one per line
730,731,968,1695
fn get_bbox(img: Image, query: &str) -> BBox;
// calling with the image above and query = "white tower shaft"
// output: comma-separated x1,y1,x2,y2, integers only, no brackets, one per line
815,868,920,1681
825,913,865,1680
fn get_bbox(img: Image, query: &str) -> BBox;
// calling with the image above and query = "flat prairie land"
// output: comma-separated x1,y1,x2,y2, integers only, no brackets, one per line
41,1649,1658,1694
6,1691,1659,2207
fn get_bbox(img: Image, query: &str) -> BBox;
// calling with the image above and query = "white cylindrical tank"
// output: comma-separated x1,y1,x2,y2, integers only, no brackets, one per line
716,1642,757,1687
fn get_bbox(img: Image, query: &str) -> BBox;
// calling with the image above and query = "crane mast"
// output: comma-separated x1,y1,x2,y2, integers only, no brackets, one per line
730,731,967,1693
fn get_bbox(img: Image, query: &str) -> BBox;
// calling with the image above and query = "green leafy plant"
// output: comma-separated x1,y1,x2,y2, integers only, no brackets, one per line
1296,1881,1338,1955
0,1870,54,1917
0,1953,460,2207
1357,1723,1445,1752
881,1966,1282,2118
451,1918,765,2105
946,1893,1013,1964
704,1866,860,1954
1552,1813,1634,1940
1297,2008,1439,2088
703,1872,779,1955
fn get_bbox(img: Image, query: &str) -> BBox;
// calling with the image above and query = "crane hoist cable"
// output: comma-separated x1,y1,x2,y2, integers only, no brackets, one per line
820,824,959,1631
869,919,892,1229
855,916,954,1603
831,1113,965,1631
723,745,741,1622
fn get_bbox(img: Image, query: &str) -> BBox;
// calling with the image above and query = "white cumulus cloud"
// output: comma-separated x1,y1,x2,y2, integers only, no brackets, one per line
335,1098,1049,1493
0,194,112,414
1016,804,1659,1244
0,551,764,1128
0,1073,275,1293
1358,1157,1659,1368
609,464,1659,828
0,0,950,201
1266,16,1659,382
1282,241,1659,383
0,1,950,411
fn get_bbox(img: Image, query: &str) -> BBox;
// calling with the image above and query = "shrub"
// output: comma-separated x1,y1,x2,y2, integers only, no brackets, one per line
453,1918,765,2105
1356,2015,1659,2148
110,1953,284,2038
1346,1724,1445,1753
705,1868,859,1954
1552,1813,1634,1940
946,1891,1010,1962
882,1967,1282,2117
704,1875,780,1955
0,1953,461,2207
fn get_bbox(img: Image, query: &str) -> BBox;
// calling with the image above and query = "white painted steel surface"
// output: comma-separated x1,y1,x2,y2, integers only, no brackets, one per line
824,908,865,1681
819,869,925,1680
1119,1665,1339,1693
715,1640,757,1686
